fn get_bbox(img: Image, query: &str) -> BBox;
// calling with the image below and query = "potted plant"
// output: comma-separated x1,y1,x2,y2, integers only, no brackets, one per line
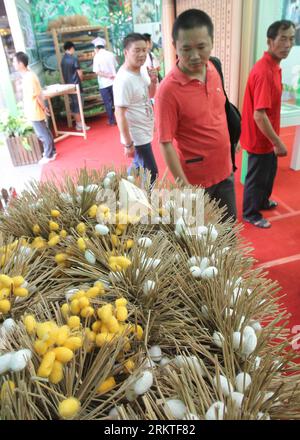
0,106,43,166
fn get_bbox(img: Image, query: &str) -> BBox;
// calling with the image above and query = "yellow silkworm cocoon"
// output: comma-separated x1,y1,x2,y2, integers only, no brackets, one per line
117,223,127,232
109,261,122,272
32,237,46,249
92,320,102,333
12,276,25,288
111,234,119,247
94,280,104,289
49,221,60,231
56,325,70,345
0,381,15,400
76,223,86,235
48,235,60,247
0,288,10,299
70,299,80,315
78,297,90,309
125,239,134,249
13,287,29,298
49,231,58,240
51,210,60,217
97,376,116,395
37,351,56,378
124,359,135,373
36,322,52,340
115,227,123,236
133,324,144,340
58,397,80,419
24,315,37,335
95,332,114,347
71,290,85,300
60,229,68,238
86,286,101,298
32,224,41,235
0,274,13,288
116,256,132,270
80,306,94,318
54,347,74,363
101,323,109,333
117,324,127,336
123,337,131,352
34,340,48,356
64,337,82,351
97,304,113,323
85,329,96,342
61,303,70,319
0,299,11,313
116,306,128,322
109,256,131,271
107,316,120,334
67,316,81,329
49,360,64,384
88,205,98,218
77,237,86,252
115,298,128,307
99,205,109,213
55,253,68,265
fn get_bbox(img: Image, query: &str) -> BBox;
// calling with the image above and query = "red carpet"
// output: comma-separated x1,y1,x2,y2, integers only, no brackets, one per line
41,118,300,347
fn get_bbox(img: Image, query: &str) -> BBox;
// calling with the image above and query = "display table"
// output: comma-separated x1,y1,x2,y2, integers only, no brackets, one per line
43,84,87,143
280,103,300,171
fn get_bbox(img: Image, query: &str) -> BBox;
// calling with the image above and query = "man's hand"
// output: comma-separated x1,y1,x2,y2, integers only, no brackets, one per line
44,107,51,117
147,67,158,84
124,145,135,158
274,139,288,157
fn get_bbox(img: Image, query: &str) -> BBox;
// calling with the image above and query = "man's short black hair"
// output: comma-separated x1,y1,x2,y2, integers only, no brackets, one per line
267,20,295,40
123,33,146,50
143,33,152,42
14,51,29,67
64,41,75,51
96,45,105,49
172,9,214,42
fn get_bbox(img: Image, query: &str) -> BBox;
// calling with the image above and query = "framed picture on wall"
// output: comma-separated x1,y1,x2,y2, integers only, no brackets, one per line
283,0,300,44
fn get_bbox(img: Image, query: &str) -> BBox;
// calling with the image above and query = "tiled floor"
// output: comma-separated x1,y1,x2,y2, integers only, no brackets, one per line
0,141,42,193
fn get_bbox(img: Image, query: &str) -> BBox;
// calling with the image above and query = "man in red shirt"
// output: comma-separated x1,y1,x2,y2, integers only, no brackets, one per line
156,9,236,221
241,20,295,228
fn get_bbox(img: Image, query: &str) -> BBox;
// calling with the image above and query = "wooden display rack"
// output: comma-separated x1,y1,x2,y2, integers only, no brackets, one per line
50,25,110,128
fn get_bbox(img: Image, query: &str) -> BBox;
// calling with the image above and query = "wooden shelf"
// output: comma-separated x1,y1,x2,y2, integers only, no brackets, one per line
83,73,97,81
50,25,109,127
49,25,105,35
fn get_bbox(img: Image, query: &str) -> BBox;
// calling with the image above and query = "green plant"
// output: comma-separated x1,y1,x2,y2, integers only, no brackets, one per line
0,106,34,151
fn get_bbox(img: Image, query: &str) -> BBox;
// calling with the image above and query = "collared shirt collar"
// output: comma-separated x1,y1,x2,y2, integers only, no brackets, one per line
172,62,211,85
263,51,281,71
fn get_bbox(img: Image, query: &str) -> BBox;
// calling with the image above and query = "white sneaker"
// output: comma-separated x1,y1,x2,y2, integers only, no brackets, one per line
38,156,56,165
76,124,90,131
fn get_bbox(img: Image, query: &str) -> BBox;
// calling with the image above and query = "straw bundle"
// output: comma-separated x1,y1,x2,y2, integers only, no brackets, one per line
0,168,300,420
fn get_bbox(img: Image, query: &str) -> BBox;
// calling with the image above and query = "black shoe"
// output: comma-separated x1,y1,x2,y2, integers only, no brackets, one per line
261,200,278,210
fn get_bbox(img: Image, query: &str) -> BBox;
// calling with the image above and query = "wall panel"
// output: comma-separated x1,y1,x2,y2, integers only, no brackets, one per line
176,0,242,104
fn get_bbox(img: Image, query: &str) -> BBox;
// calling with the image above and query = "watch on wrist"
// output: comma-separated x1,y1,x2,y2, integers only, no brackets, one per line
125,141,134,148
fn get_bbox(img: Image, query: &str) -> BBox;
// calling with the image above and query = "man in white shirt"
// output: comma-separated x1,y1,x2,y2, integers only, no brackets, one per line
113,33,158,186
92,37,118,126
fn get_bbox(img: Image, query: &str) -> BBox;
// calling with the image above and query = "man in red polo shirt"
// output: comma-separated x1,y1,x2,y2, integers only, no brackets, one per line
241,20,295,228
156,9,236,221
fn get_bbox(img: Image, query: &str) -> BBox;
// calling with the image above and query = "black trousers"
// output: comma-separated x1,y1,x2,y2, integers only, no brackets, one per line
243,151,277,221
100,86,116,125
205,173,237,222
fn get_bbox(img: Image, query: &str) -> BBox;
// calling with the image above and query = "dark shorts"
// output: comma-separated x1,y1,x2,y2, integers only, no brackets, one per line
70,94,83,114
